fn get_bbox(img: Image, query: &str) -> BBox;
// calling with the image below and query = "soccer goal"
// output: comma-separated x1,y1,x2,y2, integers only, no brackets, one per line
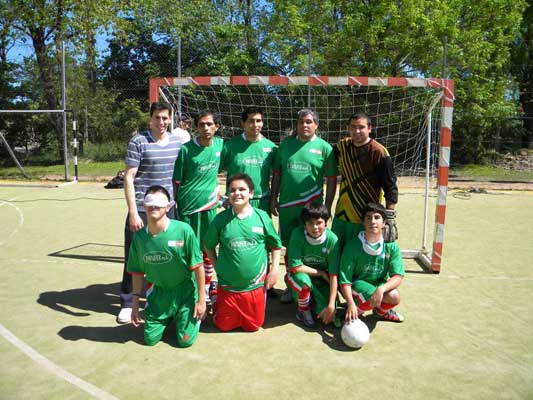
149,76,454,273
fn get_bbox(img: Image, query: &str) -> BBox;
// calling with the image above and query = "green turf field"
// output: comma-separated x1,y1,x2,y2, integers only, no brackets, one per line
1,182,532,399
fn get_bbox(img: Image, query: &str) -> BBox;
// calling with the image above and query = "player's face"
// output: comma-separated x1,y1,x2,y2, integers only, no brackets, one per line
242,113,263,139
304,217,327,239
363,212,385,234
150,109,171,136
297,113,318,141
196,115,219,142
145,204,169,221
228,179,253,207
348,118,372,146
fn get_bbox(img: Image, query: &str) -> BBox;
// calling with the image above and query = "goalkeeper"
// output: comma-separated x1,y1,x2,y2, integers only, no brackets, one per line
332,112,398,248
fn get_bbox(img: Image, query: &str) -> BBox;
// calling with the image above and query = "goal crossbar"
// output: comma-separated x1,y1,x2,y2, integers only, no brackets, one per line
149,75,454,273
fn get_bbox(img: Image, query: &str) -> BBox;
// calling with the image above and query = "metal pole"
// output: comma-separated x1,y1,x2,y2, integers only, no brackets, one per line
307,34,312,108
442,36,448,79
422,110,432,250
72,113,79,181
61,41,69,181
177,36,182,126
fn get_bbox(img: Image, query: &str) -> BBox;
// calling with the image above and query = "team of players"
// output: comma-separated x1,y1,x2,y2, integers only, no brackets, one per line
120,102,404,347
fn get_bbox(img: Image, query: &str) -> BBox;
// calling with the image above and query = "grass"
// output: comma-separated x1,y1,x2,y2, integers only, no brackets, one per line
449,164,533,182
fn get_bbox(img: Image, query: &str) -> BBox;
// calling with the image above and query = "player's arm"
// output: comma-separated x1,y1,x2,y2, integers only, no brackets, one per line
192,264,206,320
265,247,281,289
340,283,358,323
369,274,403,308
204,248,218,266
131,272,144,327
324,175,337,217
124,165,143,231
318,274,338,324
377,156,398,208
292,264,329,282
269,171,280,217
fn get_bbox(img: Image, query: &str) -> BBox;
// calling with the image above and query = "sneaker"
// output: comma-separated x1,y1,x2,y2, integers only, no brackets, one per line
296,309,316,328
280,288,292,304
208,280,218,305
374,308,405,323
117,307,132,324
266,287,277,298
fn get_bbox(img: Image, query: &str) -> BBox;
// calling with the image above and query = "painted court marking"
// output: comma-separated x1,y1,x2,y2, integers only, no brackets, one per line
0,197,24,247
0,323,119,400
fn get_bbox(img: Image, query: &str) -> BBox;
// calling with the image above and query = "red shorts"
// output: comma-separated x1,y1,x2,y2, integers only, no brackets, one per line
213,286,266,332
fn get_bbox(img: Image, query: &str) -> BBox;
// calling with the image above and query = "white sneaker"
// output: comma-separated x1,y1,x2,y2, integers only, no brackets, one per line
117,307,132,324
280,288,292,304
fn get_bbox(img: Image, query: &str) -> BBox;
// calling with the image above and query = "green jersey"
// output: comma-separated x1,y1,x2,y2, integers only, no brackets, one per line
287,227,340,275
203,207,282,292
220,134,277,199
339,236,404,286
273,135,337,208
173,136,223,215
127,220,203,288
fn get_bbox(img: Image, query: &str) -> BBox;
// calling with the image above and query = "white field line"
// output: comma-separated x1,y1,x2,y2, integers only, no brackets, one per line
0,323,119,400
0,197,24,247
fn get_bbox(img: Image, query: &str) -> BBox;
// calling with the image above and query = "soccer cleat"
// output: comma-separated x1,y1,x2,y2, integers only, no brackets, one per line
117,307,132,324
296,309,316,328
374,308,405,323
280,288,293,304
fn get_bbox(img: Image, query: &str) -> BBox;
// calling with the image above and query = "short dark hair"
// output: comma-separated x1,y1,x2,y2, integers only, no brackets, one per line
361,202,386,219
227,173,255,193
241,107,263,122
301,202,330,223
298,108,319,124
348,112,372,127
144,185,171,201
149,102,172,117
195,110,221,126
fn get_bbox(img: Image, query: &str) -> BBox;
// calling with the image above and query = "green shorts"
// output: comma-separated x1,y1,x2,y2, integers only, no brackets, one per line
351,280,385,304
287,272,334,315
144,280,200,347
331,218,364,249
180,208,217,243
278,205,306,247
250,197,270,215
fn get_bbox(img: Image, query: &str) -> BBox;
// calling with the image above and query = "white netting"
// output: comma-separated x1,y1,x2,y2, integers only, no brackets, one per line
158,81,443,177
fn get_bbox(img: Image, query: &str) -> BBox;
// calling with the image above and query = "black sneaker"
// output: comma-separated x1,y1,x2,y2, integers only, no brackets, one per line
296,309,316,328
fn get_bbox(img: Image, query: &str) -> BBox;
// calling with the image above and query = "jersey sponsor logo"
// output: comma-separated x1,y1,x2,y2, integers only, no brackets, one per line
242,156,264,166
197,161,218,173
262,147,272,153
302,255,326,265
143,251,172,264
168,240,184,247
309,149,322,155
229,237,258,249
363,262,383,275
251,226,264,234
287,161,311,173
322,247,330,254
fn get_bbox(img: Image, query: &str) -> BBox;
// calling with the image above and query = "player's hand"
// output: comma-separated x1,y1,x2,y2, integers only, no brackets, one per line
270,200,279,217
128,212,144,232
265,269,278,289
369,286,384,308
194,300,206,321
131,302,143,327
344,303,359,323
318,304,335,324
383,209,398,242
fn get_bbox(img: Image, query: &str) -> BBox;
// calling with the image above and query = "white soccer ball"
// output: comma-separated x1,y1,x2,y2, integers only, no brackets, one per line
341,319,370,349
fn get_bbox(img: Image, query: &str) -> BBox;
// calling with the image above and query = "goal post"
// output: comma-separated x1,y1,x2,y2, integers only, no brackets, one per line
149,75,454,273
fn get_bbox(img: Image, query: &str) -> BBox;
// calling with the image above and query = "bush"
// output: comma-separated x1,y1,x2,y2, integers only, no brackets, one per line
82,140,126,162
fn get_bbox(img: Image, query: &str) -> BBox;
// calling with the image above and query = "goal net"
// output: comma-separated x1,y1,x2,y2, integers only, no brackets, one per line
150,76,454,273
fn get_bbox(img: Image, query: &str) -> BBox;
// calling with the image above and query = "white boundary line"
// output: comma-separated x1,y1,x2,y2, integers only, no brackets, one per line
0,323,119,400
0,197,24,247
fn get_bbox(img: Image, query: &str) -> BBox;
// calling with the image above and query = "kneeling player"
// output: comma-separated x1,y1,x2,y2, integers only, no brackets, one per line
204,173,282,332
128,186,206,347
339,203,405,323
286,203,340,328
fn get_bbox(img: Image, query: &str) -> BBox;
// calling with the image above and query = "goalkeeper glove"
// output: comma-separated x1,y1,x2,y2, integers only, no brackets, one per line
383,209,398,242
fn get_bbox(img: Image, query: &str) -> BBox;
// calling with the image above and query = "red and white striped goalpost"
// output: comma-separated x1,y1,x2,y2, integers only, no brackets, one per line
149,75,454,273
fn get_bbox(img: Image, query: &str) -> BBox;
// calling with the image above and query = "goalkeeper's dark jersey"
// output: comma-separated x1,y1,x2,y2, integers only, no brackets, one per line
334,137,398,224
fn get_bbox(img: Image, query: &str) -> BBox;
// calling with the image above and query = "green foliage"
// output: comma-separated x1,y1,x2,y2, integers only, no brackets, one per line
82,140,126,162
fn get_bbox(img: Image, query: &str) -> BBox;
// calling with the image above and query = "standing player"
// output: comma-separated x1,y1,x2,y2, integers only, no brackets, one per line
203,173,282,332
270,109,338,301
173,110,223,299
339,203,405,323
118,102,182,324
172,113,192,145
220,107,277,213
286,203,340,328
332,112,398,248
128,186,205,347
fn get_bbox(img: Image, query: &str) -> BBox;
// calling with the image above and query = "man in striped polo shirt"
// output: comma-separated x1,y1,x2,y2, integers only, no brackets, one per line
118,102,184,324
